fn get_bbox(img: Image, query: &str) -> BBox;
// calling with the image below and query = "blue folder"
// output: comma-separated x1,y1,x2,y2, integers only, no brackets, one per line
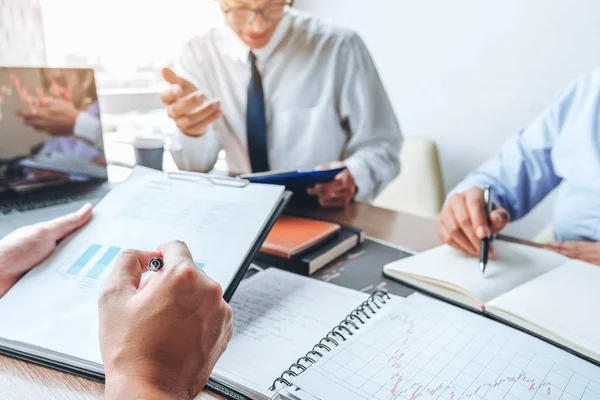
240,167,346,190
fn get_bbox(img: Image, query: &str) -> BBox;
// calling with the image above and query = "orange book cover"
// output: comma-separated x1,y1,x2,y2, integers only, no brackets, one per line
261,216,341,259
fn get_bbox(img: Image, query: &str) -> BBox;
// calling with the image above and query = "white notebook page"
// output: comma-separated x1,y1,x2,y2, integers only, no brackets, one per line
489,260,600,362
213,268,368,399
384,242,568,305
291,294,600,400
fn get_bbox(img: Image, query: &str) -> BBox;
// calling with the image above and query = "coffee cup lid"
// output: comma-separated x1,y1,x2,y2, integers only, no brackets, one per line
133,135,165,149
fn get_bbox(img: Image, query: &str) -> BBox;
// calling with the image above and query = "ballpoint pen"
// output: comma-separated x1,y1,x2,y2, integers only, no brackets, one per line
479,185,493,274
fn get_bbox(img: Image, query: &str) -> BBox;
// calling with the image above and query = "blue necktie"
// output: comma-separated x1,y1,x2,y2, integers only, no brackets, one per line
246,52,270,172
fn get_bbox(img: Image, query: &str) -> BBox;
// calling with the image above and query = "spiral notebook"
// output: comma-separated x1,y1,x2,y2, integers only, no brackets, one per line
212,267,368,399
279,294,600,400
213,268,600,400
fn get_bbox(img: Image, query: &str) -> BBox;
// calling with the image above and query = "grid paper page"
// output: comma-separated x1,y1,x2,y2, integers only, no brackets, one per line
291,294,600,400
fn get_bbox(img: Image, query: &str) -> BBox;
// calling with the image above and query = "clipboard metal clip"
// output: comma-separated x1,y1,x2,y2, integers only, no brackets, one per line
167,171,250,188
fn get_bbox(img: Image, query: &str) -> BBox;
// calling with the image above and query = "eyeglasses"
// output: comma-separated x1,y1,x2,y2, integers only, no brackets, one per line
221,2,292,25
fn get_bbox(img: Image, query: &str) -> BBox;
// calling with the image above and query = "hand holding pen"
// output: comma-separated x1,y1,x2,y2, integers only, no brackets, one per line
437,186,511,259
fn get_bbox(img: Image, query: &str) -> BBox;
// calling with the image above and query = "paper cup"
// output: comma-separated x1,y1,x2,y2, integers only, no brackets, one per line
133,136,165,171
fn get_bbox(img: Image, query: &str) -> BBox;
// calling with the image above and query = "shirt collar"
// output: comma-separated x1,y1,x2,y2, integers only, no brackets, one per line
224,11,293,65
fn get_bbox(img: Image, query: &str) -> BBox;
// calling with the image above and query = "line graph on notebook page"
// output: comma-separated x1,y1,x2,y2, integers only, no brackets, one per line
291,295,600,400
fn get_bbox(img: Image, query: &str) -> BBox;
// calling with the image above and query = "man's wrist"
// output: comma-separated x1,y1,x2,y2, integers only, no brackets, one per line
105,374,190,400
0,275,20,299
180,126,208,138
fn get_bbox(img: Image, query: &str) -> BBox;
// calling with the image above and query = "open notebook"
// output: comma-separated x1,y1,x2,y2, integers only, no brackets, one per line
383,241,600,363
201,268,600,400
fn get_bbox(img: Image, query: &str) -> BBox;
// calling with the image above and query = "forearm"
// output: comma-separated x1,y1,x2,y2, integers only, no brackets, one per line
449,135,561,221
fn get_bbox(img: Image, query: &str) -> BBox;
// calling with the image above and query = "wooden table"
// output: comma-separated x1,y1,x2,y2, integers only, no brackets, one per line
0,203,441,400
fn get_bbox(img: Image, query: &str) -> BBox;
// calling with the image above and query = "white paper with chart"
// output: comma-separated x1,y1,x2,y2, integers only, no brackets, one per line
0,167,285,370
284,294,600,400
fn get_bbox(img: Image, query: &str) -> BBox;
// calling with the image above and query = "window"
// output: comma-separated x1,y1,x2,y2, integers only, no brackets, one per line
40,0,223,90
37,1,228,172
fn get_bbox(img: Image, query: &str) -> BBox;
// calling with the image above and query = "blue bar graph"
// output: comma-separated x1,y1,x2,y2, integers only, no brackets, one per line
66,244,102,275
86,246,122,279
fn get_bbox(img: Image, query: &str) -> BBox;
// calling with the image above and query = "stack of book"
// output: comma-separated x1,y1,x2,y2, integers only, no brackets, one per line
256,215,363,275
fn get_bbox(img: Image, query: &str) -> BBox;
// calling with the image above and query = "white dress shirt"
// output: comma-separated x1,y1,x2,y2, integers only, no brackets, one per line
74,102,103,150
168,9,402,201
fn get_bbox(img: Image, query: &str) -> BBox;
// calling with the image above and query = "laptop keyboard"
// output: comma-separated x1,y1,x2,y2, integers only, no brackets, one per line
0,188,101,216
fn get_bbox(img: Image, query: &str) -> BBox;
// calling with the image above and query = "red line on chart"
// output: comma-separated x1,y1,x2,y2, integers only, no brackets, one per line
323,272,341,282
385,371,553,399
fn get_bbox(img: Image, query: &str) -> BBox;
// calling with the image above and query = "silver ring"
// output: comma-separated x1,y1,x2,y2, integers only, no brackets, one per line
147,257,164,272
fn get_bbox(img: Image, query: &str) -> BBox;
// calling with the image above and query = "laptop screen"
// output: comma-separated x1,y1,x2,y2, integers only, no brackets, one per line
0,67,107,198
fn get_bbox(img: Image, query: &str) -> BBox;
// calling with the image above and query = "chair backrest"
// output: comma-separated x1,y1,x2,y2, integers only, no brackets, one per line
373,136,445,219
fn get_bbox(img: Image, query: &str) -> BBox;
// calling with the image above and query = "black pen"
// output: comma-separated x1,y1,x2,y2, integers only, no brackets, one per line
479,185,493,274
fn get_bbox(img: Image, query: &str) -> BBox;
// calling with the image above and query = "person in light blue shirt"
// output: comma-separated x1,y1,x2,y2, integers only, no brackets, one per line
438,68,600,266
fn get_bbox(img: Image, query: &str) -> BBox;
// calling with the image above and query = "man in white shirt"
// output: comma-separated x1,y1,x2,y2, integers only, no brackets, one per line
161,0,402,207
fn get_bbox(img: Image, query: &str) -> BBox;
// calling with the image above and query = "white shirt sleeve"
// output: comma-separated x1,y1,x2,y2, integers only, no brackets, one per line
166,40,222,173
168,127,221,173
74,108,103,150
337,33,403,202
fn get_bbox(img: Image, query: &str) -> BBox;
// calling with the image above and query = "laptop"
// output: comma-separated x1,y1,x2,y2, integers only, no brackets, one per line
0,66,111,237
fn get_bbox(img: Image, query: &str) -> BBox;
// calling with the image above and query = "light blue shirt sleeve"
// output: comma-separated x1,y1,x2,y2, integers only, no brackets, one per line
450,79,582,221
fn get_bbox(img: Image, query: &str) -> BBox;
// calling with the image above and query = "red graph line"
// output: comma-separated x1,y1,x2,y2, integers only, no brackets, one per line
386,371,553,399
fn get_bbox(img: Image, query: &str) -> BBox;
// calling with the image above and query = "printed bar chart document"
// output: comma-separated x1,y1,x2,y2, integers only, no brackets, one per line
0,167,288,381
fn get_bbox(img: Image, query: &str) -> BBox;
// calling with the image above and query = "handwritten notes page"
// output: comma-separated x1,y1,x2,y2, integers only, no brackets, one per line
212,268,367,399
291,293,600,400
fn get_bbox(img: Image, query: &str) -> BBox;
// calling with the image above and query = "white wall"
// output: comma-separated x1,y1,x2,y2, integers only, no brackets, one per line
296,0,600,238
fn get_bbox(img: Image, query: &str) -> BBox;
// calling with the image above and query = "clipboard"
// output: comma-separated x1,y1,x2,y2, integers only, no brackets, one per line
239,167,346,190
0,167,292,400
167,170,250,188
166,171,293,302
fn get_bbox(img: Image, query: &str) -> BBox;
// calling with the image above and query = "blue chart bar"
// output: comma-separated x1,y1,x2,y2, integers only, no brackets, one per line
86,246,122,279
67,244,102,275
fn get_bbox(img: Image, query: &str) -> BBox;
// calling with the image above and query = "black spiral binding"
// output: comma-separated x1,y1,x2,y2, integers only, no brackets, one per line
269,290,391,392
